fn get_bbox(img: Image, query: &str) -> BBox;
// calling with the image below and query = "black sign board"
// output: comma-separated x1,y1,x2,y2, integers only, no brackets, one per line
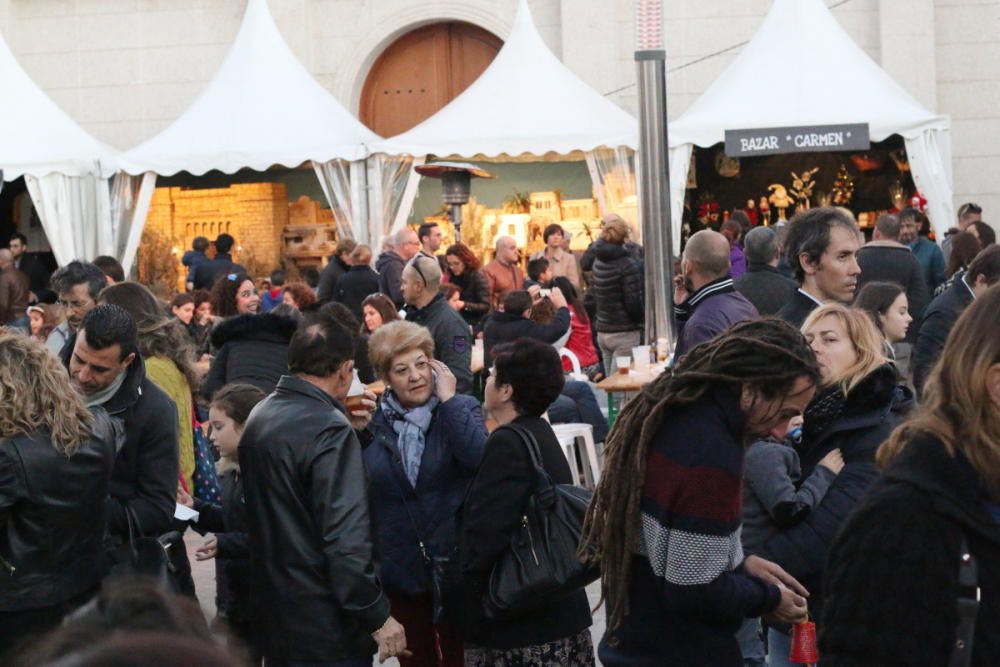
725,123,870,157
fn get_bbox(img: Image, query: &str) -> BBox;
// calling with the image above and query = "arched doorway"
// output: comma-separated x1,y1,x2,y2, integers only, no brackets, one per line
360,22,502,137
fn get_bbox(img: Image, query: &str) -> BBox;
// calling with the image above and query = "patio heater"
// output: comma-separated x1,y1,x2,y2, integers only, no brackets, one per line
634,0,676,351
415,161,494,243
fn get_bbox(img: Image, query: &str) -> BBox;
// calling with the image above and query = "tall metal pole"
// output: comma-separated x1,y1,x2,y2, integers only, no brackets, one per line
634,0,676,351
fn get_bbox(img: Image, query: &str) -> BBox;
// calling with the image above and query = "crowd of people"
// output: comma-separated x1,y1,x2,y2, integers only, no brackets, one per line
0,203,997,667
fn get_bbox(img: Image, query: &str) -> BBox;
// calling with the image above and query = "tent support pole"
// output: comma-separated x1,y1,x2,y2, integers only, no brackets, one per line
635,48,676,352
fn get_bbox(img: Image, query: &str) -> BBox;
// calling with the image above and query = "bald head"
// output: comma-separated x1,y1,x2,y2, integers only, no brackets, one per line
683,230,732,280
495,236,519,265
0,249,12,269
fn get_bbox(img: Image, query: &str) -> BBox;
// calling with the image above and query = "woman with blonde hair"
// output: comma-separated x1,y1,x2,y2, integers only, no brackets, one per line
0,333,117,656
588,215,644,372
820,286,1000,666
363,320,487,667
751,304,903,666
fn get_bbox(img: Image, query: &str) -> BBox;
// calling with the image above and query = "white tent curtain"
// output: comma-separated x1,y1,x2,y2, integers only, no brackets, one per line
110,171,158,275
585,147,638,233
667,144,694,251
313,159,359,243
25,173,113,266
369,154,425,253
905,129,955,243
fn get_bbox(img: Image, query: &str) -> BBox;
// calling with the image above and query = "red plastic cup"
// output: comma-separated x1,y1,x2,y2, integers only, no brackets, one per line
789,620,819,664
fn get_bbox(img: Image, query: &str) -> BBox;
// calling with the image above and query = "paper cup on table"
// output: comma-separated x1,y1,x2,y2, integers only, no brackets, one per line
632,345,651,375
345,369,366,412
615,356,631,375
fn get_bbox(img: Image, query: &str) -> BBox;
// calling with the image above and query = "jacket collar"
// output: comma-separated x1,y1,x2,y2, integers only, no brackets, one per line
275,374,344,412
404,292,446,319
746,262,784,275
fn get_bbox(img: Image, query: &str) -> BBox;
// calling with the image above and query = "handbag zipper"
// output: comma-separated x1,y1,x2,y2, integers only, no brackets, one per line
522,516,539,566
0,553,15,575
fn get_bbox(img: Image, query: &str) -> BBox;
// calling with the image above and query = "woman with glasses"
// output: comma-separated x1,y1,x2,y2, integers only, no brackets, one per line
444,243,491,329
202,273,298,400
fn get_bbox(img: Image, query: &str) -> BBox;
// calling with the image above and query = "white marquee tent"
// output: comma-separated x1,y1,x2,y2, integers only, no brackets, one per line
370,0,639,245
106,0,381,270
668,0,954,248
0,29,115,266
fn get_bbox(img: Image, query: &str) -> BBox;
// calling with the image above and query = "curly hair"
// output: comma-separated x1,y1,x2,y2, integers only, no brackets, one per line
445,243,482,273
579,318,820,635
0,332,93,456
99,282,200,390
283,282,317,310
210,272,252,319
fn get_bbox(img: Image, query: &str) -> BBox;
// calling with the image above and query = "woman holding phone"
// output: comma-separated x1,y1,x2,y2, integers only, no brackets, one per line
363,320,488,667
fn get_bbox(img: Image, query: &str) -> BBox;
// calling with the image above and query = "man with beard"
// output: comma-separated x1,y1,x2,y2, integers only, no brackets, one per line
778,208,862,328
47,261,107,356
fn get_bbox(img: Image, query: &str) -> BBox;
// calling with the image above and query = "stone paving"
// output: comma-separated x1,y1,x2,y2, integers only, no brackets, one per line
187,535,607,666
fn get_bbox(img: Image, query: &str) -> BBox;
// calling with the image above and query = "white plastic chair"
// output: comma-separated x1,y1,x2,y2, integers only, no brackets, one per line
551,423,601,488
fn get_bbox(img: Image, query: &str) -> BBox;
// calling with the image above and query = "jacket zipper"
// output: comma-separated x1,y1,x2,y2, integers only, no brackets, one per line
522,516,539,566
0,553,15,576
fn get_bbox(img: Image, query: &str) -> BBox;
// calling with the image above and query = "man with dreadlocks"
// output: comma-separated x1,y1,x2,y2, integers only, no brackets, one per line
581,318,820,666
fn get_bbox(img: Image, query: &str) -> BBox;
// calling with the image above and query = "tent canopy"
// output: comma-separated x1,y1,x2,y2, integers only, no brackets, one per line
670,0,948,148
370,0,638,159
107,0,379,177
0,30,113,180
669,0,954,242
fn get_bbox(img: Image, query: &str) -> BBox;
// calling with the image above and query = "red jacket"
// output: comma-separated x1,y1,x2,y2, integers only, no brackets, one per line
562,306,599,370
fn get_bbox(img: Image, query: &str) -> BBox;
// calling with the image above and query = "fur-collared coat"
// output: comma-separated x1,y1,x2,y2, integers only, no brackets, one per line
202,313,299,400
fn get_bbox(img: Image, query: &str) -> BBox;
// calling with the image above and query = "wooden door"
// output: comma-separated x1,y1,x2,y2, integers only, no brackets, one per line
361,22,502,137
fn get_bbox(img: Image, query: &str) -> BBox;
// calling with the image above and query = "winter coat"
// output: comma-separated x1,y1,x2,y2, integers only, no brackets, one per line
460,416,592,649
909,236,946,293
482,307,571,367
364,395,486,597
448,269,491,326
820,432,1000,667
590,240,644,333
60,342,179,540
750,364,900,628
856,242,931,328
192,253,246,291
317,255,351,303
483,260,525,310
563,305,600,370
202,313,298,400
674,280,757,358
734,263,798,316
777,288,822,329
376,251,406,308
334,265,380,321
729,244,747,279
191,465,250,624
403,294,473,395
13,252,51,294
599,385,781,667
0,409,118,611
239,375,389,662
913,278,974,395
581,239,643,273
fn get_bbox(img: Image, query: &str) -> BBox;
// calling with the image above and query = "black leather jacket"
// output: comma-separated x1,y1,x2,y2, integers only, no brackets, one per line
238,375,389,662
0,409,118,611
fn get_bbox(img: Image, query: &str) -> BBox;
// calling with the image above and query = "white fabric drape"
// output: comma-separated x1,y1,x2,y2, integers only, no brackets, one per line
585,147,638,232
905,129,955,243
369,154,424,253
110,171,158,275
313,159,360,242
667,144,694,251
25,173,113,266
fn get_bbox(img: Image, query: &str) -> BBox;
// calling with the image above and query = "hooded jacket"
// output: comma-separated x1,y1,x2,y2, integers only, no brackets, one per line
239,375,389,661
376,251,406,308
334,265,380,321
202,312,298,400
60,340,179,540
590,240,644,333
821,433,1000,666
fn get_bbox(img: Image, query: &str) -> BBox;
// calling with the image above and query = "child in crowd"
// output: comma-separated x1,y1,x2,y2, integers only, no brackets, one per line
178,383,265,660
183,236,210,291
525,257,552,289
737,417,844,667
260,269,286,313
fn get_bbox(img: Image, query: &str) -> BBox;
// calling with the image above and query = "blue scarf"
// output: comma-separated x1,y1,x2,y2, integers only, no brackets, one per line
382,390,440,488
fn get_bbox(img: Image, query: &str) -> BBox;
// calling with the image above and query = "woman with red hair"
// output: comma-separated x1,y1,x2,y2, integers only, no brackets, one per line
444,243,490,328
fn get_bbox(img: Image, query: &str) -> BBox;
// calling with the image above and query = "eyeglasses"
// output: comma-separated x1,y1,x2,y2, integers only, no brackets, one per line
58,297,93,311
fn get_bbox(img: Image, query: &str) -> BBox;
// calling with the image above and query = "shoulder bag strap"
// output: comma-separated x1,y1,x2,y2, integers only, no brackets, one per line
497,423,546,473
948,536,979,667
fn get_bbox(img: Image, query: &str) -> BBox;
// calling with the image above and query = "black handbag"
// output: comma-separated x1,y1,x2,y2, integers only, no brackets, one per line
484,423,599,618
109,505,176,591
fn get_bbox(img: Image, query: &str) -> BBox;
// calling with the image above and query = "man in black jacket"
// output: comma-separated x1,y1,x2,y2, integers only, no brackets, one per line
734,227,797,316
8,232,51,301
482,288,570,365
913,245,1000,393
317,238,357,303
855,213,930,331
239,314,405,665
402,255,473,394
378,228,420,308
778,207,861,328
62,304,178,541
192,234,246,290
334,244,380,320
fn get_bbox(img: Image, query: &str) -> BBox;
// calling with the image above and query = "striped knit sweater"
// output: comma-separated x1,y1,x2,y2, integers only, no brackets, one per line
599,385,781,667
